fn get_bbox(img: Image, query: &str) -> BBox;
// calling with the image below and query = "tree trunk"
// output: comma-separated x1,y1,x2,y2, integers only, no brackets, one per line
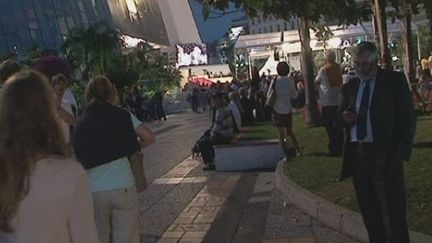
374,0,392,70
428,10,432,54
298,17,321,126
401,0,415,83
372,7,380,47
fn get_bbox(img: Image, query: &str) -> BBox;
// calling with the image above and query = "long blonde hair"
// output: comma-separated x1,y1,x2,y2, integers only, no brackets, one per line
0,70,68,232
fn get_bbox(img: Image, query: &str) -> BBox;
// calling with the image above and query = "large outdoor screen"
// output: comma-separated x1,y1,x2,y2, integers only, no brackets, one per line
176,43,208,68
107,0,170,46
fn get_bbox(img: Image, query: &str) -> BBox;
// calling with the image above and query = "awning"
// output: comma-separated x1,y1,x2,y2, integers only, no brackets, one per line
235,20,418,50
192,77,213,86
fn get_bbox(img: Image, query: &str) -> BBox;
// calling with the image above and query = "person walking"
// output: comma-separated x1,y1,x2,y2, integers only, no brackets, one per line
0,70,99,243
153,91,167,121
191,85,199,112
72,76,155,243
267,62,302,159
315,50,344,156
338,42,416,243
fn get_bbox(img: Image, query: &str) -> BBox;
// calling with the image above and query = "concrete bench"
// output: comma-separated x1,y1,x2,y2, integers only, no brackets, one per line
214,139,283,171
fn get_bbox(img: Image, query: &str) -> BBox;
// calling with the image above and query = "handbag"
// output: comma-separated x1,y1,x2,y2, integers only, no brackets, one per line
265,79,277,107
128,150,148,192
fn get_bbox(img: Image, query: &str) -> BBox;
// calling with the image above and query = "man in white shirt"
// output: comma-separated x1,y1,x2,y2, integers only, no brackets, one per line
315,50,344,156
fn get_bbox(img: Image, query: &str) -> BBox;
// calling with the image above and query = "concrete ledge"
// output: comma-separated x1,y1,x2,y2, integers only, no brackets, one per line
275,160,432,243
214,140,283,171
214,139,279,148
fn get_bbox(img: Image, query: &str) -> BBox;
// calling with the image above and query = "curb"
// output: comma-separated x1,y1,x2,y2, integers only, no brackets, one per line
274,161,432,243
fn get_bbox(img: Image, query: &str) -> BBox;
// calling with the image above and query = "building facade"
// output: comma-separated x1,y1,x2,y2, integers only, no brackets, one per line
249,14,298,35
0,0,201,55
0,0,113,55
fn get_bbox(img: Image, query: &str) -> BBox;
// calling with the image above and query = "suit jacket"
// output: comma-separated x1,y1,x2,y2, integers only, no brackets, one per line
337,69,416,180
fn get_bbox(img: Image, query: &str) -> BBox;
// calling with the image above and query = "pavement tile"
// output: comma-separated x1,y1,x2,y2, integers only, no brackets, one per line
181,177,197,183
193,215,216,224
153,178,171,184
175,224,209,232
162,231,185,239
188,200,206,207
193,196,209,202
197,212,219,218
204,198,226,206
167,178,184,184
156,238,179,243
166,224,178,232
265,225,314,240
263,239,289,243
178,239,202,243
288,237,316,243
187,206,220,214
174,215,198,224
182,206,192,213
182,231,207,239
192,177,207,183
142,112,359,243
312,220,360,243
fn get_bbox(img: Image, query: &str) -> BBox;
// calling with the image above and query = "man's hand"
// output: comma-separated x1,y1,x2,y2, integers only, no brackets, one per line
343,110,358,124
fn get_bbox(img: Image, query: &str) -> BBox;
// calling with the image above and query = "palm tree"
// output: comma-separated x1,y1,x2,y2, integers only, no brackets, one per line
62,22,121,80
99,53,140,94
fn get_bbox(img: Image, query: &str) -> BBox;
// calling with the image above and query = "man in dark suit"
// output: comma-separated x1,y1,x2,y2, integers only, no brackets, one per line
337,42,416,243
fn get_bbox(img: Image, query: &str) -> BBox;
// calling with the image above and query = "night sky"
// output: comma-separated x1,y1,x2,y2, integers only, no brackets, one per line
188,0,244,43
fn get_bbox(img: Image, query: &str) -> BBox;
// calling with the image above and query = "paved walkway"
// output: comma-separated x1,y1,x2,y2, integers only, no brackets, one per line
138,110,360,243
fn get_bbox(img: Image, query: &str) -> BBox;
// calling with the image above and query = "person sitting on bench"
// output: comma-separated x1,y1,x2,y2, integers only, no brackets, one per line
194,92,234,170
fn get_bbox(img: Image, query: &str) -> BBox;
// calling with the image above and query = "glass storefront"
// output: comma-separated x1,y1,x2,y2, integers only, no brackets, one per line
0,0,113,55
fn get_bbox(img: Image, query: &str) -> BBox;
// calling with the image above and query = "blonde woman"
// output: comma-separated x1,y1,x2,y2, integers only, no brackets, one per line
72,76,154,243
0,70,99,243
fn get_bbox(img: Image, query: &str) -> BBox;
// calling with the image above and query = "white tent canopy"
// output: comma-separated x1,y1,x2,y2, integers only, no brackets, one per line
235,20,418,52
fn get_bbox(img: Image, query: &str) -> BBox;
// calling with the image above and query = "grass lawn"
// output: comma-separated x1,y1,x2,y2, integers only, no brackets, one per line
240,121,277,140
243,114,432,235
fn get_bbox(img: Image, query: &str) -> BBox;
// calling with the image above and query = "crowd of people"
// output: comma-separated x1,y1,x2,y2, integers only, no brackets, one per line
0,41,422,243
190,62,307,169
0,58,155,243
191,42,418,243
121,87,167,122
414,56,432,111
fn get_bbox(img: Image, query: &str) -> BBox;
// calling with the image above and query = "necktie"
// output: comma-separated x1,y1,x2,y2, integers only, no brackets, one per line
357,79,371,141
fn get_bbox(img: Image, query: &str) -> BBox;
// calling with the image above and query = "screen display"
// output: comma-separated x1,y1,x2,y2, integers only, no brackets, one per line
176,43,208,68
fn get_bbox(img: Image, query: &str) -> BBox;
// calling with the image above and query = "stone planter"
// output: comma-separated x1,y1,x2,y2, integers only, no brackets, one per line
274,160,432,243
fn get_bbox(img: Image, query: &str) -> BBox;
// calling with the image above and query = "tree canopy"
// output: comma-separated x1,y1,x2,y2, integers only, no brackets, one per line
201,0,371,125
201,0,371,24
